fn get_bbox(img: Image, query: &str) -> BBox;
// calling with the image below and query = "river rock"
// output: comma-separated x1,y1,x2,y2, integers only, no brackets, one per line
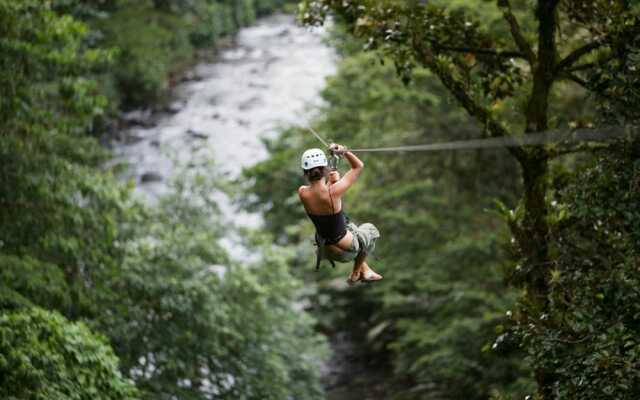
180,71,203,83
187,129,209,139
122,109,153,127
264,56,280,69
124,133,145,145
249,82,269,89
238,96,261,111
165,101,184,114
140,172,163,183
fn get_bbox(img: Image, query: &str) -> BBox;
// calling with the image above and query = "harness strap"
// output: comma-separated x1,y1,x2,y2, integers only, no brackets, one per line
314,233,336,270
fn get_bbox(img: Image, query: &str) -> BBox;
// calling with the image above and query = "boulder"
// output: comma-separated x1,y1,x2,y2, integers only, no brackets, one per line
140,172,163,183
187,129,209,139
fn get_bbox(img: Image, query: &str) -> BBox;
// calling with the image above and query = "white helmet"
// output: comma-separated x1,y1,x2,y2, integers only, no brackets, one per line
301,148,328,170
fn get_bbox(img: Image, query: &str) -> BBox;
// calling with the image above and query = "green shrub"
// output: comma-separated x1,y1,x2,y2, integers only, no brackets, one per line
188,2,234,48
0,256,70,312
0,308,138,400
513,142,640,399
233,0,257,27
97,3,193,108
255,0,288,16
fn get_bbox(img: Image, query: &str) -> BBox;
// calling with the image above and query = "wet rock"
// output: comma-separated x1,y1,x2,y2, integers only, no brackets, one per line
238,96,261,111
141,172,163,183
236,119,250,127
126,134,144,145
150,139,160,147
165,101,184,114
264,56,280,69
211,112,221,120
187,129,209,139
180,71,203,82
249,82,269,89
277,28,291,37
122,109,153,127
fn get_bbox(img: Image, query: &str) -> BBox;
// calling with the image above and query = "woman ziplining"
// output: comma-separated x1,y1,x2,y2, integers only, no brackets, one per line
298,143,382,284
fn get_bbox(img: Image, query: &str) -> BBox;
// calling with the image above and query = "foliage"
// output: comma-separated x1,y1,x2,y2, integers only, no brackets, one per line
0,0,113,128
508,141,640,399
96,2,194,107
244,48,533,398
295,1,640,397
60,0,292,109
0,307,138,400
0,1,325,399
96,171,327,400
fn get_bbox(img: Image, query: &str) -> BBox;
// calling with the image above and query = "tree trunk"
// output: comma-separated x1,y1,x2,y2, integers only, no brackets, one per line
519,1,559,397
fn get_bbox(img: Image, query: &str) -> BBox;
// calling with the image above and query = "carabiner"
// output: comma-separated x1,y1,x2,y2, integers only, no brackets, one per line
328,151,340,171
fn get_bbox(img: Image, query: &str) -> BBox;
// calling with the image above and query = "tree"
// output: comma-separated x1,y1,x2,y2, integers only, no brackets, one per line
243,46,533,398
95,171,327,400
1,3,326,399
298,0,639,396
0,308,138,400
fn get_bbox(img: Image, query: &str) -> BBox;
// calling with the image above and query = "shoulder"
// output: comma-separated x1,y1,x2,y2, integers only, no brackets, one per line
297,185,309,197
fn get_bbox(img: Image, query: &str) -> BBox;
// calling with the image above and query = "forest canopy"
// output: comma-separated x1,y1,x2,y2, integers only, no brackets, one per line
1,1,324,399
1,0,639,399
248,0,640,398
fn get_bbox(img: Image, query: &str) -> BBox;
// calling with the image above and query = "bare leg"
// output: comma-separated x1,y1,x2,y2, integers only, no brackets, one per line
347,252,367,283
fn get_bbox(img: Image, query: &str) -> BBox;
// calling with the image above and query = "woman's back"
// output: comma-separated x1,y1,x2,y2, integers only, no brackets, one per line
299,184,342,216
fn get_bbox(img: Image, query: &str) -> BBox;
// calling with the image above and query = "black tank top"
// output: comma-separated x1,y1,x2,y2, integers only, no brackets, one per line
307,210,347,244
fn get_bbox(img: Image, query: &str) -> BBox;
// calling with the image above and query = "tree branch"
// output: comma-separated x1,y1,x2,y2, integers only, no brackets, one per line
556,40,606,72
412,38,528,162
557,72,588,88
544,335,592,344
548,142,611,158
430,42,526,60
497,0,536,64
567,53,616,72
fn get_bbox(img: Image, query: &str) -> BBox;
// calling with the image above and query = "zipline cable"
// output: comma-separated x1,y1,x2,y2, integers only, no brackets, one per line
304,125,637,154
305,125,330,148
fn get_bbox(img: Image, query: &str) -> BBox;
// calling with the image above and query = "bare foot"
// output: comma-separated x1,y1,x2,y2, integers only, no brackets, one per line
359,264,383,282
346,270,361,286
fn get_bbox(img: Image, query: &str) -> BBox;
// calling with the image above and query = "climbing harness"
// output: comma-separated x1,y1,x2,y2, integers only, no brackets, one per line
314,234,336,270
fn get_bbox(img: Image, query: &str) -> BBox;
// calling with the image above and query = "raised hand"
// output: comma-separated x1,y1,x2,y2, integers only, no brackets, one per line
329,142,347,154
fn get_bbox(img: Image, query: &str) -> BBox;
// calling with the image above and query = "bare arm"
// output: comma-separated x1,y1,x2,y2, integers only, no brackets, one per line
328,143,364,197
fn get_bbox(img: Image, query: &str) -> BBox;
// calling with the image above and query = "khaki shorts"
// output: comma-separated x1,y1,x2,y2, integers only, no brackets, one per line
327,222,380,263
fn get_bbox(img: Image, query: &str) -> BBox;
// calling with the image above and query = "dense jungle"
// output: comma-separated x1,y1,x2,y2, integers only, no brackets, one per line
1,1,639,400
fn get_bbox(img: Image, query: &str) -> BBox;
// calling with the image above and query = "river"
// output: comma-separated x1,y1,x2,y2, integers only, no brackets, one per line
111,13,335,260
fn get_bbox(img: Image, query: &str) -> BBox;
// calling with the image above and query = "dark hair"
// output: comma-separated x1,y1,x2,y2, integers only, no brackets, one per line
304,166,328,182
